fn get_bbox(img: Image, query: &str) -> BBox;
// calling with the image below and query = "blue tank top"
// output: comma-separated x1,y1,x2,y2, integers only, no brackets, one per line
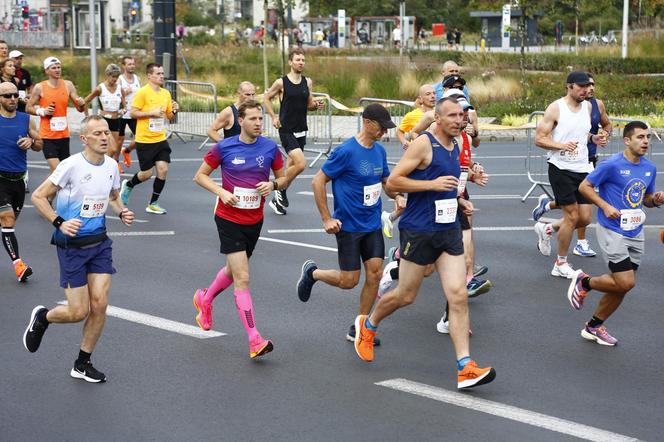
399,132,461,232
587,98,601,159
0,112,30,173
223,104,241,138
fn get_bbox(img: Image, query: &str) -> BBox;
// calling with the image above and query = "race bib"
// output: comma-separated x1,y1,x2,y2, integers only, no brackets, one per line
148,118,165,133
80,195,109,218
435,198,458,224
363,182,382,206
293,131,307,138
233,187,261,209
620,209,645,231
458,168,469,196
560,148,579,162
50,117,67,132
102,96,121,112
18,90,26,100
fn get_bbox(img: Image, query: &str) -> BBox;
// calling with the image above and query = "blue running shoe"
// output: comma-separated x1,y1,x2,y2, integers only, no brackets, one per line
573,240,597,257
532,194,550,222
467,278,492,298
120,179,133,205
297,260,318,302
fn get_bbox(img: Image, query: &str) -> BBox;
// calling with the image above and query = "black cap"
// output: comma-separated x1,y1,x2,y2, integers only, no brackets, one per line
442,75,466,88
362,103,396,129
566,71,591,85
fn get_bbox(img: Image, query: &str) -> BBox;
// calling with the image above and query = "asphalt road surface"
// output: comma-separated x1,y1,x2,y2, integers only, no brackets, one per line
2,136,663,441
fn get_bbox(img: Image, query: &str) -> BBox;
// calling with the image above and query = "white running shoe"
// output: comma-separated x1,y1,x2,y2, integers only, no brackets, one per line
436,317,449,334
377,261,398,298
551,261,576,279
381,211,394,239
534,222,552,256
573,240,597,257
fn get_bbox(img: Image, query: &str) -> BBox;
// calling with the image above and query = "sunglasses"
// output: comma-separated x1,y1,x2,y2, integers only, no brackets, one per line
0,93,19,99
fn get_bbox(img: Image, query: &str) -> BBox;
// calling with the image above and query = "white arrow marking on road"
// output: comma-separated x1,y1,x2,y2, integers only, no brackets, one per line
376,379,641,442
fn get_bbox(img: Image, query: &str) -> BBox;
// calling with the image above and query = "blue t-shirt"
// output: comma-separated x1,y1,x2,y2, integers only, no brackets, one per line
321,137,390,232
587,152,657,238
0,112,30,173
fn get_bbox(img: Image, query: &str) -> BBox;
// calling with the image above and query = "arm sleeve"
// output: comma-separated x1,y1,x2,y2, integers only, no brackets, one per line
204,146,221,169
321,145,349,180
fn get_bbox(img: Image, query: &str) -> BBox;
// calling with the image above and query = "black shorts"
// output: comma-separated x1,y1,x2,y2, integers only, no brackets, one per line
119,118,137,137
42,138,70,161
279,131,306,154
335,229,384,271
214,215,263,258
399,227,464,266
103,117,120,132
548,163,590,206
0,174,26,217
458,189,471,231
589,156,598,168
136,140,171,171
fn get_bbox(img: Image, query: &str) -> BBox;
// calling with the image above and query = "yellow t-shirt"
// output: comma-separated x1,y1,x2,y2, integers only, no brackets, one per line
399,108,424,133
132,85,173,144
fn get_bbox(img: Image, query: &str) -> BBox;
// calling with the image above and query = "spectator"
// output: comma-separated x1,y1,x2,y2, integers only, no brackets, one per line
357,23,370,46
176,22,186,40
419,27,427,44
10,50,32,113
293,27,303,47
315,28,324,46
0,40,8,59
392,23,402,49
454,27,462,50
446,28,454,49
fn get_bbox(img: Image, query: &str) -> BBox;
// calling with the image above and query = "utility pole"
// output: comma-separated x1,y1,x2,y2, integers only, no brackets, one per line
262,0,268,93
89,0,97,112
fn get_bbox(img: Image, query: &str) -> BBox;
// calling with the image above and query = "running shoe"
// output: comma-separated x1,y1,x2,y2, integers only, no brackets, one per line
120,179,132,205
249,337,274,359
435,317,473,336
567,270,589,310
581,324,617,346
532,194,550,222
473,264,488,278
457,360,496,389
346,324,381,346
23,305,48,353
386,246,399,263
277,189,289,208
70,360,107,383
381,211,394,239
353,315,376,361
551,261,575,279
534,222,552,256
467,278,492,298
573,240,597,257
377,260,399,298
122,148,132,168
145,203,167,214
193,288,213,331
14,259,33,282
297,260,318,302
268,197,287,215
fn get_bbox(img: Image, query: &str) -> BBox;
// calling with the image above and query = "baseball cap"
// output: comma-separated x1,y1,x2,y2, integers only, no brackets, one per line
43,57,61,70
566,71,591,85
442,88,465,98
442,75,466,89
455,95,474,111
362,103,396,129
9,50,24,59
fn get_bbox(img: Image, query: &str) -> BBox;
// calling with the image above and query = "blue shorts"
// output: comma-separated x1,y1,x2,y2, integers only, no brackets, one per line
57,239,116,288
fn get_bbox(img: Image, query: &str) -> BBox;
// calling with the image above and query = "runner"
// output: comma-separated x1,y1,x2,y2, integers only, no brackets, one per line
296,103,403,345
433,60,470,101
353,98,496,390
23,115,134,383
26,57,87,172
532,72,612,257
118,56,141,168
192,99,284,359
568,121,663,346
9,50,32,113
533,71,603,279
263,47,324,215
206,81,255,142
0,81,42,281
120,63,179,215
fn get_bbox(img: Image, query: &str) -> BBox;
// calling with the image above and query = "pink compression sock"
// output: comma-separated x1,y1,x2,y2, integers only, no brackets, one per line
233,289,261,342
206,266,233,302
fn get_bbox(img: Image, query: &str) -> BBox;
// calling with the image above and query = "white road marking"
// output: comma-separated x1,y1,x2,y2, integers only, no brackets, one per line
267,225,664,234
107,216,149,223
107,230,175,236
267,228,326,233
57,301,225,339
259,236,337,252
27,164,50,170
297,191,333,198
376,378,640,442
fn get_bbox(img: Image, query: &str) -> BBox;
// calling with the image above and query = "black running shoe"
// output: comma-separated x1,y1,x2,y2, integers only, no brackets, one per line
297,260,318,302
23,305,49,353
277,189,289,208
269,197,287,215
346,324,381,346
70,360,107,383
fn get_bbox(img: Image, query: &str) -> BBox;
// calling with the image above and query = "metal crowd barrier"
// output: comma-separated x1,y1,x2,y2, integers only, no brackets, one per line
523,112,649,202
164,80,218,151
357,97,416,165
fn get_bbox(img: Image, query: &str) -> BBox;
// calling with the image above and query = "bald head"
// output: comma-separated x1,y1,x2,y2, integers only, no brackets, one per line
442,60,460,77
0,81,17,94
418,84,436,109
237,81,256,104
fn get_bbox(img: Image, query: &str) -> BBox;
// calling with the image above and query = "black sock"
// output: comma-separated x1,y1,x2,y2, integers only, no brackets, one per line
128,174,141,188
444,303,449,321
389,265,399,280
588,316,604,328
1,227,19,261
150,178,166,204
77,349,92,365
581,277,592,291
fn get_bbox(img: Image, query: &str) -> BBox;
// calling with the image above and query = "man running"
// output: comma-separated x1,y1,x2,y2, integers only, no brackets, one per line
296,104,403,345
9,50,32,113
534,71,603,279
433,60,470,101
118,56,141,168
533,72,612,258
192,100,284,359
207,81,255,142
26,57,86,172
264,47,324,215
353,98,496,390
24,115,134,383
397,84,436,149
120,63,179,215
0,81,42,281
568,121,663,346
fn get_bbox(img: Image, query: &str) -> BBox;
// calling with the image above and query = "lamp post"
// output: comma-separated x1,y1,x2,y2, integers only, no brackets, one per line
621,0,629,59
89,0,97,112
399,1,405,57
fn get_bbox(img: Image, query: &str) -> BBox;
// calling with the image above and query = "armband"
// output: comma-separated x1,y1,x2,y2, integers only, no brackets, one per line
52,216,65,229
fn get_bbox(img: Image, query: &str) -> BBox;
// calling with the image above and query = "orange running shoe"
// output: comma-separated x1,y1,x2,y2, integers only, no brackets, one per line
354,315,376,362
122,148,132,168
14,259,33,282
457,360,496,389
249,338,273,359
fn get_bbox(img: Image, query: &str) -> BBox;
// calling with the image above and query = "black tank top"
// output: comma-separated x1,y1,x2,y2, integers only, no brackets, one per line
223,104,241,138
279,75,309,133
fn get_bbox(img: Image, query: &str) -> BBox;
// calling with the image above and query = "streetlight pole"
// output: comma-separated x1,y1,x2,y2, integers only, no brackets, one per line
399,1,405,57
89,0,97,112
622,0,629,59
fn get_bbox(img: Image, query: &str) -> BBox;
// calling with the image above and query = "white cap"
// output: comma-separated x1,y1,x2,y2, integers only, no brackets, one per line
9,50,24,59
43,56,61,70
442,88,464,98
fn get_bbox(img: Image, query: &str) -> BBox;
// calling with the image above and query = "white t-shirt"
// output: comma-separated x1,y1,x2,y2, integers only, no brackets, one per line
119,73,141,119
393,28,401,42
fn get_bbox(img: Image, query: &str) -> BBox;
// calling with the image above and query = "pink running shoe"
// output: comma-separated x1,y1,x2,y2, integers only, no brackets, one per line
193,288,213,331
249,337,273,359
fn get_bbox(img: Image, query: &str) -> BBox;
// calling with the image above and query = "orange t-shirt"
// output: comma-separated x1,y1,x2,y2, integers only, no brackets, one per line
38,80,70,139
